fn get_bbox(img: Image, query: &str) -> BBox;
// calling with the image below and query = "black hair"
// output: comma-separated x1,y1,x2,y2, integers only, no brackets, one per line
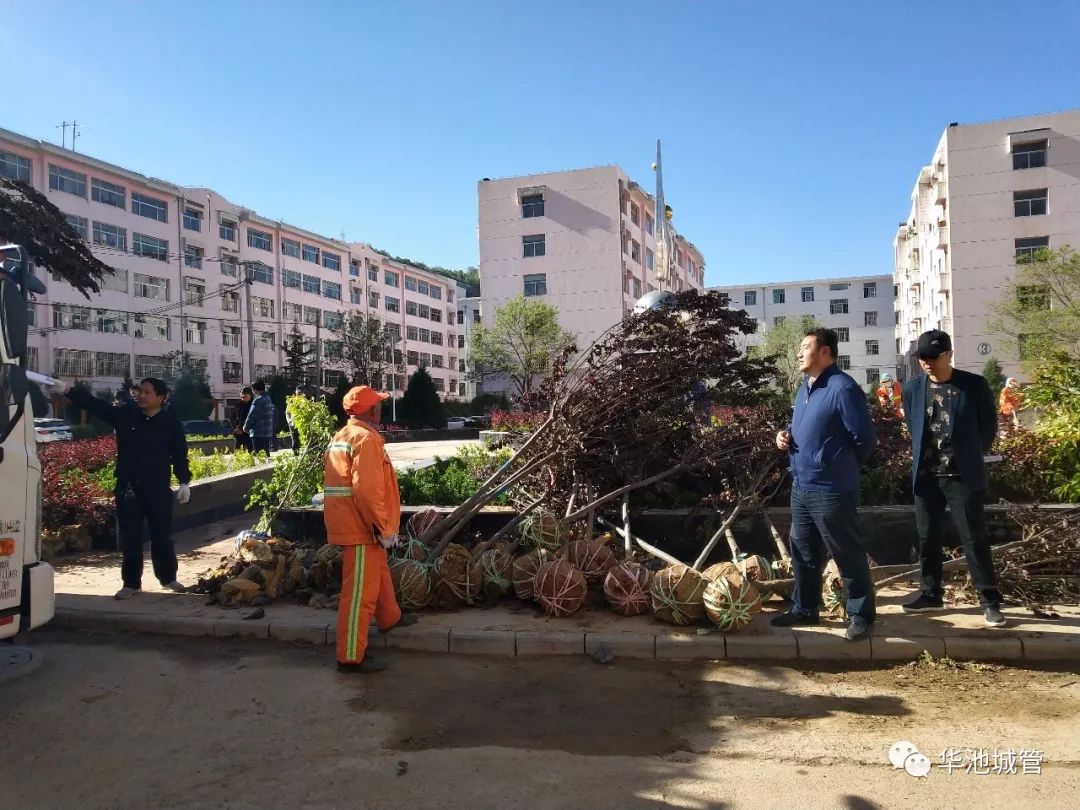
241,386,254,396
252,381,266,392
140,377,170,397
805,327,839,359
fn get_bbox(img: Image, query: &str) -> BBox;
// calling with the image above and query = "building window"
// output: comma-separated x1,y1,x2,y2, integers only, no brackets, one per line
865,368,880,385
773,288,785,304
632,278,641,299
406,350,419,366
431,354,444,368
456,309,463,325
406,301,419,317
835,327,849,342
386,296,400,313
523,234,545,258
406,326,419,341
222,325,241,348
92,221,127,251
829,283,849,291
523,273,547,296
220,252,239,278
830,298,849,315
133,233,168,261
184,245,203,269
323,251,341,271
431,332,444,346
322,311,342,330
1014,189,1047,217
1012,139,1047,170
222,360,242,384
253,363,276,380
404,275,417,291
418,328,431,343
53,348,93,377
865,339,879,355
65,214,88,240
0,151,31,182
430,308,442,323
645,248,654,271
432,377,445,392
365,266,377,283
95,352,130,377
51,304,92,330
219,218,237,241
631,240,641,263
283,302,301,322
185,319,206,345
282,238,301,258
837,355,851,370
744,290,757,306
521,193,544,218
644,213,654,235
1017,284,1051,310
134,314,170,340
369,290,380,309
349,259,360,277
281,269,300,290
322,280,341,300
458,335,465,349
131,192,167,222
183,208,202,232
247,228,272,251
863,282,877,299
430,285,442,300
895,310,900,326
100,267,128,294
91,178,126,209
252,296,274,319
303,306,320,324
864,311,878,327
447,288,454,303
1015,236,1050,263
773,316,785,327
473,310,481,323
221,287,239,313
302,274,320,295
48,164,86,197
183,277,205,306
302,243,320,263
801,286,814,303
385,270,399,287
630,202,640,226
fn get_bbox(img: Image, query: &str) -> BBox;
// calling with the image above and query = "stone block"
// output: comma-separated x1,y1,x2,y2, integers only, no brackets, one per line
724,632,798,660
1020,633,1080,662
449,629,516,656
585,632,655,659
269,621,329,645
656,632,726,661
163,616,215,638
796,629,872,661
515,630,585,656
384,625,450,653
944,635,1023,662
871,636,946,662
112,612,167,635
65,611,116,633
213,618,270,639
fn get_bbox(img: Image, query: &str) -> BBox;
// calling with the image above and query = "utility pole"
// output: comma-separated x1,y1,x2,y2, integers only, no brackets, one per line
71,120,81,152
243,263,255,383
56,121,70,149
314,319,322,389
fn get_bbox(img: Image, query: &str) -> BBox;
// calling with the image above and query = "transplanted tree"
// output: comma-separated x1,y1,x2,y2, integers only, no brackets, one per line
283,325,315,387
470,295,575,401
333,312,400,387
989,245,1080,368
399,367,446,429
749,315,818,402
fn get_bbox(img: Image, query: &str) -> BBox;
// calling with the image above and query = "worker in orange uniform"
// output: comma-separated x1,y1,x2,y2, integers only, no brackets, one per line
324,385,417,673
876,373,903,417
999,377,1023,430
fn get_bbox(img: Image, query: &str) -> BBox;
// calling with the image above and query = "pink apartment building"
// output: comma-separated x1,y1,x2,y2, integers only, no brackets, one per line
0,127,466,414
477,166,705,355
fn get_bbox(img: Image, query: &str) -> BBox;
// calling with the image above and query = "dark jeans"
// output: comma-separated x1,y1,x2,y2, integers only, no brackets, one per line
234,433,252,452
789,487,875,625
914,476,1003,607
115,484,176,589
252,436,272,455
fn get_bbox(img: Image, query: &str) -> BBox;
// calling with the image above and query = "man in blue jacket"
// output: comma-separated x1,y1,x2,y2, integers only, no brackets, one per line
773,327,877,640
243,379,276,455
900,330,1006,627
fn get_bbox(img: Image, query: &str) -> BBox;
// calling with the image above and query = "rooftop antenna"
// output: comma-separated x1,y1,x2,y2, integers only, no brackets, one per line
652,139,672,292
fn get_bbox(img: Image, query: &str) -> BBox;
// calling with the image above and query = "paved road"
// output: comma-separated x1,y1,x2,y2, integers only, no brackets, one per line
385,438,480,471
3,630,1078,809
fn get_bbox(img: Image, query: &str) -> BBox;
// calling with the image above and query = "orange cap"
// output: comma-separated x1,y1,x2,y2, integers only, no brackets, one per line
343,385,390,415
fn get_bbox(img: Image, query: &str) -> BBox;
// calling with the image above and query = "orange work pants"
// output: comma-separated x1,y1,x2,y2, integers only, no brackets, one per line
336,544,401,664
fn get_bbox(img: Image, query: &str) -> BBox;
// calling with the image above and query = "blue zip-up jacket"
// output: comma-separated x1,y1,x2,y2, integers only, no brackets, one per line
787,363,876,493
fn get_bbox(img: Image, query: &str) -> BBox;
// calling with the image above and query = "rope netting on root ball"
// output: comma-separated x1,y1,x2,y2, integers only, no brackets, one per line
512,549,551,600
703,574,763,631
650,564,708,625
565,538,616,586
430,543,483,608
603,561,651,616
477,545,514,600
389,557,433,611
534,559,588,617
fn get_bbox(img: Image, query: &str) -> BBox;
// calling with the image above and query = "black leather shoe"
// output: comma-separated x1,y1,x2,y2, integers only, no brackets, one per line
903,593,944,613
845,622,872,641
769,610,819,628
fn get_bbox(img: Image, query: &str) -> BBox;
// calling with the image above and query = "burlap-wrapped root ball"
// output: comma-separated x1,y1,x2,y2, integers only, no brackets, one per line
389,557,432,610
478,546,514,600
566,539,616,586
406,508,442,540
737,555,775,587
512,549,550,600
430,543,483,608
702,561,744,585
522,511,565,553
650,564,708,625
603,561,651,616
534,559,588,617
395,537,431,564
703,574,762,631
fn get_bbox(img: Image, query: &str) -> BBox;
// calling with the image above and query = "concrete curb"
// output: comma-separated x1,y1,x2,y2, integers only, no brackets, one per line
51,607,1080,665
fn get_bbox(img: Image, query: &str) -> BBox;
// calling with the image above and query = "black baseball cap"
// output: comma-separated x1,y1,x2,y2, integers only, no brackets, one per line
916,329,952,359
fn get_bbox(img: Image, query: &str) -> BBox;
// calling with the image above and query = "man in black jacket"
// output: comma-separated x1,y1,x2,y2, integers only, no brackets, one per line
900,330,1006,627
54,377,193,600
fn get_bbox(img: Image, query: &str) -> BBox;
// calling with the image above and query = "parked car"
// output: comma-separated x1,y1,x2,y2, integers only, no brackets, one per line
463,415,491,429
181,419,234,438
445,418,466,430
33,418,74,443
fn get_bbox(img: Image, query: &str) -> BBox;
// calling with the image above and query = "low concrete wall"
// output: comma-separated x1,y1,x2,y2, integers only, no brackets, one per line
188,437,292,455
382,428,479,443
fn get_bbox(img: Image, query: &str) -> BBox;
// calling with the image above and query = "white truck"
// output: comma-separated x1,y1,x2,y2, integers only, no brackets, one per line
0,244,54,640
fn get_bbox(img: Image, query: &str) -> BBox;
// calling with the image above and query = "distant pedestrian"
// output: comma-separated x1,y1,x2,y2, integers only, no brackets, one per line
900,330,1006,627
772,327,877,641
51,376,192,600
233,386,254,451
243,380,275,455
998,377,1023,431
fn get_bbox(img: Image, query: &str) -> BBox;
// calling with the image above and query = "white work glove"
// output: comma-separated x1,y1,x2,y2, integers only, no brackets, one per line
51,378,70,396
177,484,191,505
378,534,400,550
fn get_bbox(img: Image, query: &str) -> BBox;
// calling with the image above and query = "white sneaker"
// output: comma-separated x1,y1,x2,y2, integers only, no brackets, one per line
114,586,141,600
163,580,187,594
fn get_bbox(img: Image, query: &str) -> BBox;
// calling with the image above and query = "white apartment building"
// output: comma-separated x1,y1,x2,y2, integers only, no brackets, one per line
477,166,705,354
710,274,897,391
454,282,482,401
894,109,1080,381
0,127,466,413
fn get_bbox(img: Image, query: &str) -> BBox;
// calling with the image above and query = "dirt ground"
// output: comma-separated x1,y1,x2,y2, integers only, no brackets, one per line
2,630,1078,809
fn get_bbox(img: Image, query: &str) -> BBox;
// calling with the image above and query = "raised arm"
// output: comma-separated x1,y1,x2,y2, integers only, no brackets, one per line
66,385,123,429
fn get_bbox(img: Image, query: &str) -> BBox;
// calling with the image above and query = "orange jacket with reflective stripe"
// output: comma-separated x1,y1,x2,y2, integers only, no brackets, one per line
999,387,1022,416
323,418,401,546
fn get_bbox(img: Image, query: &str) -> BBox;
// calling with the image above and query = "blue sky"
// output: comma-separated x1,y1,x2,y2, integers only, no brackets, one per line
5,1,1079,286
